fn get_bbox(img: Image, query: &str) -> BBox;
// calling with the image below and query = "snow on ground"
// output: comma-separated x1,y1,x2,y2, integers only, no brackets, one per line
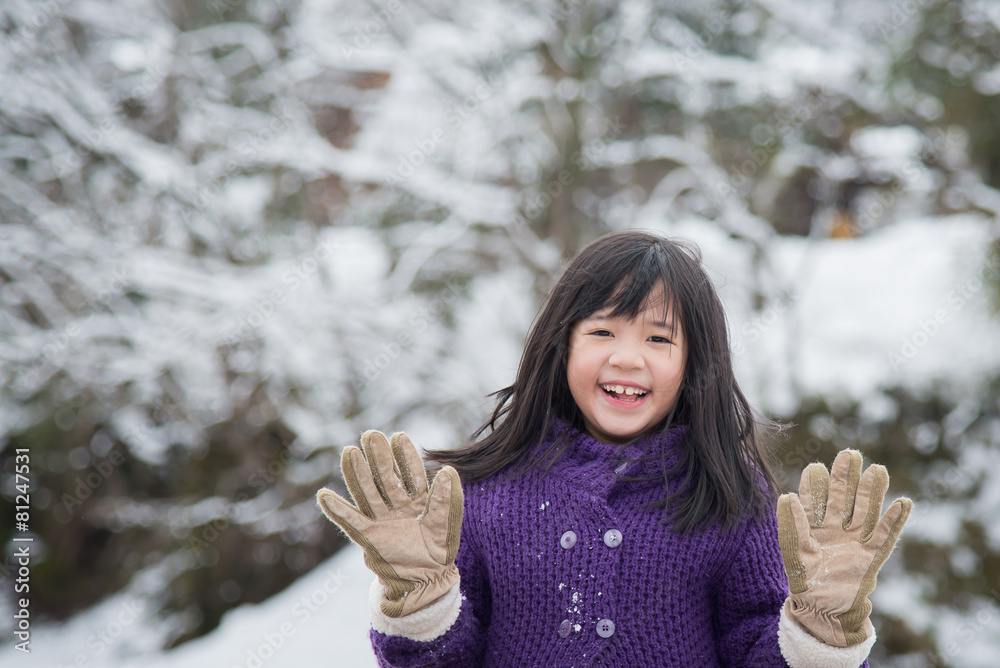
0,544,377,668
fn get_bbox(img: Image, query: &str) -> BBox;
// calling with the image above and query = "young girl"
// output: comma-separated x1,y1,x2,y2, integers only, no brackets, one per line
318,230,912,667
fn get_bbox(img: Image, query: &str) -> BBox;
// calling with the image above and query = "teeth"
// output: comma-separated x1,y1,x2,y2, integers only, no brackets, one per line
602,384,646,396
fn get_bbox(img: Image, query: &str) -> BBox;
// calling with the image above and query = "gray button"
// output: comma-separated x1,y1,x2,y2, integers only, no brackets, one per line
603,529,622,548
558,619,571,638
596,618,615,638
560,530,577,549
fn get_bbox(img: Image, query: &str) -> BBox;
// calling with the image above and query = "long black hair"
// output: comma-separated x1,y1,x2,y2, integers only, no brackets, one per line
426,230,778,532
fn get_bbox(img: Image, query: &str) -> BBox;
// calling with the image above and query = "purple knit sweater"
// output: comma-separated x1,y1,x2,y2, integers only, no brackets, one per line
370,420,870,667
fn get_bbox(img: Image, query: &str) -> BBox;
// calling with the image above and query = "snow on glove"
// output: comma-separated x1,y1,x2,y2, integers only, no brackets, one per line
777,449,912,647
317,430,463,618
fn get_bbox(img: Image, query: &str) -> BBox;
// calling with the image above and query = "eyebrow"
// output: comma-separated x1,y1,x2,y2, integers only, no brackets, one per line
587,313,674,329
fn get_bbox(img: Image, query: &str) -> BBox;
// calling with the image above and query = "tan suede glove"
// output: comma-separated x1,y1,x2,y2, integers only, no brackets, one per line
317,430,463,618
777,449,912,647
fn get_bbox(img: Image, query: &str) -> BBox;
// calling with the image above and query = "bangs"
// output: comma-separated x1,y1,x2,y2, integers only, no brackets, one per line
573,242,681,336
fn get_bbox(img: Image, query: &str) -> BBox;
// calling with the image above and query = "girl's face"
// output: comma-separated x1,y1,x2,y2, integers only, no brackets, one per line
566,297,686,444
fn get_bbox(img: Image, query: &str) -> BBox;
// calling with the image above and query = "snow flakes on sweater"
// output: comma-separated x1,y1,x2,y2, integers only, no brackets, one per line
370,420,868,668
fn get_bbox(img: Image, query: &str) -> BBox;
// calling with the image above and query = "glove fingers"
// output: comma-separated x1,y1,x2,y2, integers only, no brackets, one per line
839,496,912,646
852,464,889,540
799,462,830,527
867,497,913,560
777,493,817,594
827,449,863,530
421,466,464,565
390,432,428,503
317,488,373,537
342,445,389,519
361,429,411,510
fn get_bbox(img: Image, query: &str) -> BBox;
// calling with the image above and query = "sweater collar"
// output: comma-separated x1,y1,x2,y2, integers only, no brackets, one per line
539,417,688,498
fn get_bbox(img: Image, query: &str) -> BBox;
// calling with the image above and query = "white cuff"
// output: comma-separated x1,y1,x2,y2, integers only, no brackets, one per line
778,605,876,668
368,578,463,642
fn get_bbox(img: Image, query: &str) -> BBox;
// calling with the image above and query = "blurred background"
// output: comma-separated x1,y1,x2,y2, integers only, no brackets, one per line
1,0,999,666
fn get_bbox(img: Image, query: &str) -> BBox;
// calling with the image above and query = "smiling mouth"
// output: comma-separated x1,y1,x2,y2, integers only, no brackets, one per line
601,384,648,403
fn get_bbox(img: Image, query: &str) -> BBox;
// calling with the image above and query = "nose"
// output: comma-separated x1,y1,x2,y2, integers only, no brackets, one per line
608,340,645,371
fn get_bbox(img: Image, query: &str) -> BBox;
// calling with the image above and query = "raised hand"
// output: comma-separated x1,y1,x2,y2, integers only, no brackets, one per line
317,430,463,618
777,450,912,647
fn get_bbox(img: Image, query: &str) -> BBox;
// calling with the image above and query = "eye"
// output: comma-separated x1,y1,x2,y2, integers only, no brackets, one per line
589,329,613,337
648,336,672,344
